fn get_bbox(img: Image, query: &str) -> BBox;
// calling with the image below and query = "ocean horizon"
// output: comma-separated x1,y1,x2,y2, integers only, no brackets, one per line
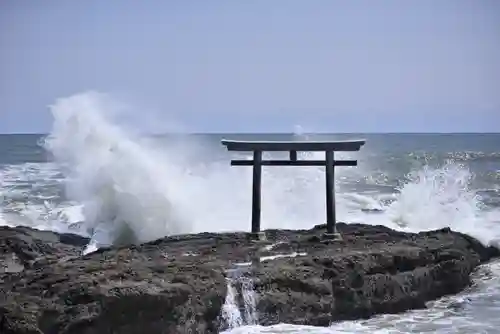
1,97,500,333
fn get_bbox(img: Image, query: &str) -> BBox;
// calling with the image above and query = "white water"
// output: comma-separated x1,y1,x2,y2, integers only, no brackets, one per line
221,269,259,331
221,279,245,329
223,260,500,334
2,91,500,333
352,162,500,246
43,93,193,250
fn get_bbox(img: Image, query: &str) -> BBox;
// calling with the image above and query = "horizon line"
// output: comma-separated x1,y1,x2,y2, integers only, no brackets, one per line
1,131,499,136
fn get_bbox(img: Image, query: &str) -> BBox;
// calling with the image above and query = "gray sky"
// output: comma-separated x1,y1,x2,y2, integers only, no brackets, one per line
1,0,499,133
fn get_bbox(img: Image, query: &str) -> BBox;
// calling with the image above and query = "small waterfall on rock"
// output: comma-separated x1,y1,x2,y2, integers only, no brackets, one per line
220,267,258,330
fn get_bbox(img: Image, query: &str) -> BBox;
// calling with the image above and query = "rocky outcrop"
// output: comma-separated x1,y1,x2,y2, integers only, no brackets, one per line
0,223,498,333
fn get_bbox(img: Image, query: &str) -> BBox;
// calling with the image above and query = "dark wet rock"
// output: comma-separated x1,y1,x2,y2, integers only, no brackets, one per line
0,223,499,333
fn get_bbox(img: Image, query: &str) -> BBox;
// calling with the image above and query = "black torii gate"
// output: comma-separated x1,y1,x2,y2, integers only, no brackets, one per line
221,139,366,240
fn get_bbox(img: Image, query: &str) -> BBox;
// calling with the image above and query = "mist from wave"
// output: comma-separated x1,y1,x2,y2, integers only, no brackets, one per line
351,162,500,246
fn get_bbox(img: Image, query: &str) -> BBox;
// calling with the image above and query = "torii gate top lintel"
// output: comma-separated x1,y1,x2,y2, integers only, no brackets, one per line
221,139,366,152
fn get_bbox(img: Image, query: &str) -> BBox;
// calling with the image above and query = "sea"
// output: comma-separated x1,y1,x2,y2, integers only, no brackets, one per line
1,93,500,333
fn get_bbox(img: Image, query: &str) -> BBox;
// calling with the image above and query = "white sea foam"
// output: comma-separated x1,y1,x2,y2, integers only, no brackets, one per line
347,162,500,247
43,92,191,250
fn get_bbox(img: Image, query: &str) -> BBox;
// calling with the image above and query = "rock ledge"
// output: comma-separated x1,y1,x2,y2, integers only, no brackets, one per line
1,223,498,333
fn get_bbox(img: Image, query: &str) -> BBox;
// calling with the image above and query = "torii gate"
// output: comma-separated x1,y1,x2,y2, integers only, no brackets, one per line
221,139,366,240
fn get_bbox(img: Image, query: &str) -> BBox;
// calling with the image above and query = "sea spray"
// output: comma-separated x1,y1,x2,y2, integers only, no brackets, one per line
43,92,190,248
388,162,480,230
220,268,259,330
382,161,500,245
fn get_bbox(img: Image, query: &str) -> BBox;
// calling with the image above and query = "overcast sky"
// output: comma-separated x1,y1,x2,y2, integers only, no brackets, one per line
1,0,499,133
